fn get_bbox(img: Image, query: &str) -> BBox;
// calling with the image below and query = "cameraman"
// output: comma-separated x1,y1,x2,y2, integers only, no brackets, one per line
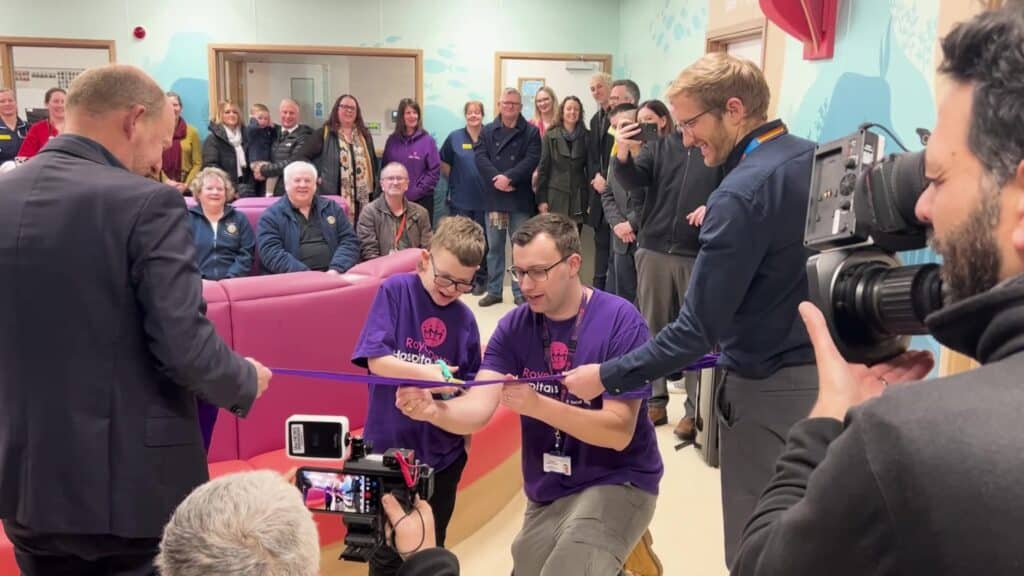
732,5,1024,574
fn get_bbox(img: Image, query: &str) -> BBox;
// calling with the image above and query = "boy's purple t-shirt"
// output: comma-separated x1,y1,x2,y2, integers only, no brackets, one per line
352,273,481,472
480,288,664,504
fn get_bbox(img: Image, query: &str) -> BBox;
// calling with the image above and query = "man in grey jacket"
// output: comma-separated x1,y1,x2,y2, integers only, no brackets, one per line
357,162,433,260
732,5,1024,574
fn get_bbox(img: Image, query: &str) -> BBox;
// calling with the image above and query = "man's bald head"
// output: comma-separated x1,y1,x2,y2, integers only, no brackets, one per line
65,64,174,177
66,64,167,121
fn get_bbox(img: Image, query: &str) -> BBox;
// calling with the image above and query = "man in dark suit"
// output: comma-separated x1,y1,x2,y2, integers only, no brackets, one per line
0,64,271,575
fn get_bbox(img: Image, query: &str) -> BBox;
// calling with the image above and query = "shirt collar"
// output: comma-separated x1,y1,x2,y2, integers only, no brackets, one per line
722,119,787,176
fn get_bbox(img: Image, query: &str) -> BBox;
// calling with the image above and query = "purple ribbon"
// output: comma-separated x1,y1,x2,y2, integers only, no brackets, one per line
270,354,719,389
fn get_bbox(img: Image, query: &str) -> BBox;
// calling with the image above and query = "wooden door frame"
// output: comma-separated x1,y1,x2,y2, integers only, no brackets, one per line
493,51,613,113
207,43,423,122
0,36,116,91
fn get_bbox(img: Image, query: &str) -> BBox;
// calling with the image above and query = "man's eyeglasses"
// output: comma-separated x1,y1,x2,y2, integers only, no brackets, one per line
431,254,475,293
500,101,522,108
382,175,408,182
507,254,570,283
678,108,713,133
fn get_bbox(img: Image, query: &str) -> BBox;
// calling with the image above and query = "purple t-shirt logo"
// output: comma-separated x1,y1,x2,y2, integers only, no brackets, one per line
549,341,570,371
420,317,448,347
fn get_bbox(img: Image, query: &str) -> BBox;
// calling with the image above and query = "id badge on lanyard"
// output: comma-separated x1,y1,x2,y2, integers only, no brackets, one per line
541,288,588,476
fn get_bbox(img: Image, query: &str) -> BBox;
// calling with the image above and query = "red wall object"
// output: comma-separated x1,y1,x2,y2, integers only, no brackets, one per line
760,0,839,60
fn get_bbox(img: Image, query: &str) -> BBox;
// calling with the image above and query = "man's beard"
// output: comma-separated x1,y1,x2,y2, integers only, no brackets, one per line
930,188,1002,304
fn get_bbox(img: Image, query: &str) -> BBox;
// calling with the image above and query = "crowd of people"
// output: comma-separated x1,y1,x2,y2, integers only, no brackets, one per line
3,4,1024,576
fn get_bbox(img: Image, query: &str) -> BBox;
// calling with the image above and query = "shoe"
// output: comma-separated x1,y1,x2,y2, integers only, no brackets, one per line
478,294,503,307
674,416,696,441
623,529,664,576
471,283,486,296
514,295,527,306
647,406,668,427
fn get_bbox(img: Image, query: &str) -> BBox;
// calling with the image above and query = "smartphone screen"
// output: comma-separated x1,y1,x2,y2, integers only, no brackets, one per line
296,469,381,515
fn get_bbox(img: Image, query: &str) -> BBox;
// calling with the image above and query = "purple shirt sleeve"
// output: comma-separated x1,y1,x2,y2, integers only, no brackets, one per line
352,284,399,368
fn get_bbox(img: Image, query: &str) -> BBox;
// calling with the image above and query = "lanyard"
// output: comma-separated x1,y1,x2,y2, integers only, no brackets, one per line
741,125,787,159
393,212,408,247
541,287,588,453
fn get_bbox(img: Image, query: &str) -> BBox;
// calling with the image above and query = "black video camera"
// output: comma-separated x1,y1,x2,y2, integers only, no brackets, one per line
804,125,943,364
287,416,434,563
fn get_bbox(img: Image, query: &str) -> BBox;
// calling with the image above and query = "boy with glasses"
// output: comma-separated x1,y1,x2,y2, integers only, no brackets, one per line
351,215,486,576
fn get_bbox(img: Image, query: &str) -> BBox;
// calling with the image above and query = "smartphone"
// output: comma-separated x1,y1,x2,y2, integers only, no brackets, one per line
295,467,382,515
636,123,661,142
286,415,349,460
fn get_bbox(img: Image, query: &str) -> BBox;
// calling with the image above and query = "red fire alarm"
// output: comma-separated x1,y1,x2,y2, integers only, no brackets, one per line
133,26,146,40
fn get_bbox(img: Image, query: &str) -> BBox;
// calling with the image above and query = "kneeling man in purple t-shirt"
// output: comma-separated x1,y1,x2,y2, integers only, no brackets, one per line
404,213,664,574
352,216,486,576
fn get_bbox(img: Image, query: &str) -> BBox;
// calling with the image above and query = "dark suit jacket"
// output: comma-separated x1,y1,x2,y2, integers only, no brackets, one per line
0,135,256,538
587,108,613,227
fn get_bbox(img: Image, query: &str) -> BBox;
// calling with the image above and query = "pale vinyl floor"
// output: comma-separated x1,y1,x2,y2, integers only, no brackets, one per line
450,287,730,576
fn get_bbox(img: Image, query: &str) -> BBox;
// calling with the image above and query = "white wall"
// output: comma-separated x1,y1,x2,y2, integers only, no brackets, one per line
11,46,110,111
244,62,327,127
500,59,605,121
347,56,417,142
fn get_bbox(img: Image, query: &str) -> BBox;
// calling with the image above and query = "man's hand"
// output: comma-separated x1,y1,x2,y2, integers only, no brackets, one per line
562,363,605,401
382,493,437,560
246,357,272,399
799,302,934,421
614,121,642,162
686,205,707,227
591,173,607,193
500,382,542,417
493,174,514,192
396,386,442,422
613,221,636,243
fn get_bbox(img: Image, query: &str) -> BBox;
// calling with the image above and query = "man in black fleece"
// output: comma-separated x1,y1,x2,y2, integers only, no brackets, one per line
732,4,1024,574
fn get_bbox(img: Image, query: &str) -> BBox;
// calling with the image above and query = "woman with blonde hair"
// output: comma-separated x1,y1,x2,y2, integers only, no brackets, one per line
529,85,560,137
202,100,253,196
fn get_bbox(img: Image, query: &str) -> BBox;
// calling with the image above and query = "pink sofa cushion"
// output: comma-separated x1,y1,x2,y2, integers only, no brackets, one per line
348,248,423,278
220,272,379,460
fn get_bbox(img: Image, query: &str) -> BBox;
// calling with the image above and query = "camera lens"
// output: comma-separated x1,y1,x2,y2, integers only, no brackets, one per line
833,261,943,350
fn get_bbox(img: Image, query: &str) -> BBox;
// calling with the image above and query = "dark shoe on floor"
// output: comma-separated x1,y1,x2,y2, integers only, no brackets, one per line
514,295,527,306
478,293,503,307
674,416,696,441
471,283,487,296
648,406,668,426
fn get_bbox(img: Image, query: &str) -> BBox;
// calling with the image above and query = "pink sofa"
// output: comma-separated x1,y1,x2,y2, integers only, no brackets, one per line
0,249,522,575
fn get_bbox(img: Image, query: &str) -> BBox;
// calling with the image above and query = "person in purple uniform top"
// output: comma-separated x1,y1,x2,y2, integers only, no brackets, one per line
399,213,664,575
352,215,486,576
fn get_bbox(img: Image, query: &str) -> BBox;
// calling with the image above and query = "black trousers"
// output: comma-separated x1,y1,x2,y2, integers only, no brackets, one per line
591,216,612,291
415,194,435,227
3,519,160,576
369,450,468,576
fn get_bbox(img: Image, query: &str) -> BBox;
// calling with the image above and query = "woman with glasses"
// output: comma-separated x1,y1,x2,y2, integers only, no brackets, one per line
297,94,379,223
202,100,254,196
17,87,65,159
536,96,590,228
383,98,441,225
529,86,560,138
357,162,432,261
0,88,28,165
